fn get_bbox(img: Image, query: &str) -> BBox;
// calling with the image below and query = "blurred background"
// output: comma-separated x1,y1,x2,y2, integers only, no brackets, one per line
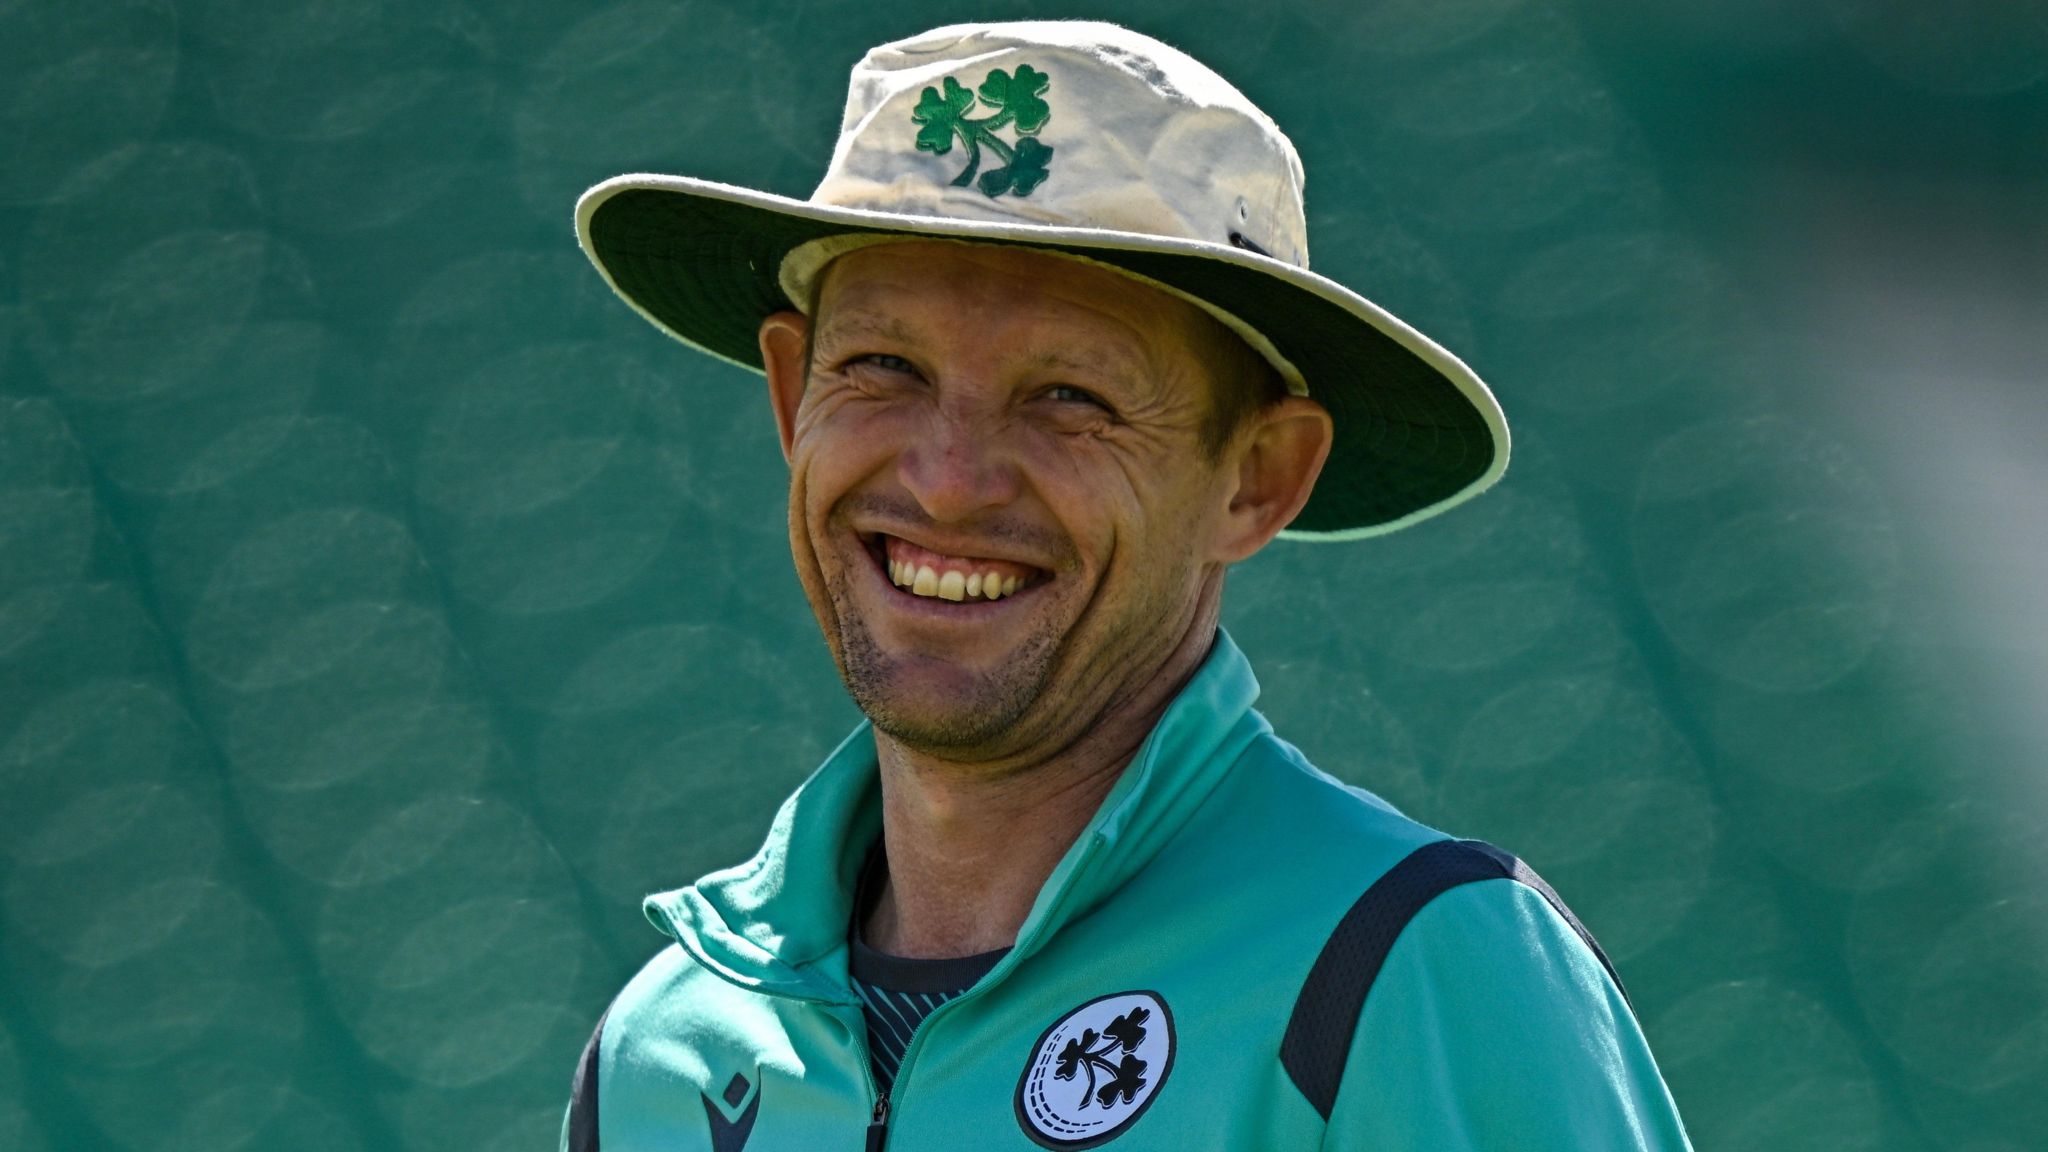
1,0,2044,1147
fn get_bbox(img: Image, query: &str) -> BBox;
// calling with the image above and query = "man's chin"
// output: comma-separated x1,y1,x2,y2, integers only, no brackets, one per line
837,640,1058,754
845,667,1030,752
831,587,1072,753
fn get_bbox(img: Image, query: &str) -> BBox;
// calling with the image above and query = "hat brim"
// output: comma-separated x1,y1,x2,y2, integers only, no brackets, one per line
575,175,1508,540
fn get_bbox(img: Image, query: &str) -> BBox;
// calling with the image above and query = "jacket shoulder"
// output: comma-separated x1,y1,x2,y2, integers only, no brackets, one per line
1108,729,1447,987
1322,879,1691,1149
1211,728,1448,880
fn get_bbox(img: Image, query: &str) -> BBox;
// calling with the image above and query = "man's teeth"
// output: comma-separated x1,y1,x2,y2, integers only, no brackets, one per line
888,559,1022,602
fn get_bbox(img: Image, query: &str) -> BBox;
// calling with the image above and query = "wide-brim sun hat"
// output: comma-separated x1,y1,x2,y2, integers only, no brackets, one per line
575,20,1507,539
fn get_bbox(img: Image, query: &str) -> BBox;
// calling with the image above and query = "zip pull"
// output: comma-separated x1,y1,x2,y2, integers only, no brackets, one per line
865,1090,890,1152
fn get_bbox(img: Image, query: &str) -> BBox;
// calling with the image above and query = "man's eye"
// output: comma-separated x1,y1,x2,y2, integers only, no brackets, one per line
857,353,917,375
1047,385,1109,410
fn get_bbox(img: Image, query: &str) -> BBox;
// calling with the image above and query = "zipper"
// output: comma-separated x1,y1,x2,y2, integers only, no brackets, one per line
844,1004,888,1152
865,1090,890,1152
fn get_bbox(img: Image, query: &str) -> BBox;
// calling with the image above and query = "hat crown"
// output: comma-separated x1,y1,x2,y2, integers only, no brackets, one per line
814,21,1310,267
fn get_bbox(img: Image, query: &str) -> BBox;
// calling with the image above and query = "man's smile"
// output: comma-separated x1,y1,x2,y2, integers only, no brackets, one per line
861,532,1052,605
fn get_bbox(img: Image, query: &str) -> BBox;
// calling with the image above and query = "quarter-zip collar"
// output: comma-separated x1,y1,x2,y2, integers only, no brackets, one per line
645,628,1269,1003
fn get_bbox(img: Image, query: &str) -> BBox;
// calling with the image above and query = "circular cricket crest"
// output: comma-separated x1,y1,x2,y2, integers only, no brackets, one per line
1014,990,1175,1149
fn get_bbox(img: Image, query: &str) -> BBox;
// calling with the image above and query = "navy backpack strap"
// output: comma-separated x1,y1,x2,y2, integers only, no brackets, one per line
1279,838,1628,1120
566,1008,608,1152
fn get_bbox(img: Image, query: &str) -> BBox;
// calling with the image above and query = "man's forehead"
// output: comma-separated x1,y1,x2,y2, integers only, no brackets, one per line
811,308,919,348
810,243,1196,379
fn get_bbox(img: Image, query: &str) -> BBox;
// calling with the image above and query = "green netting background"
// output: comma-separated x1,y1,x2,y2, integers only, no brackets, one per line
3,1,2046,1148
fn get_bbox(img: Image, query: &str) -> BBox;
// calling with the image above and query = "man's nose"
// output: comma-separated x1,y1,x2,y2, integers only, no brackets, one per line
895,406,1022,524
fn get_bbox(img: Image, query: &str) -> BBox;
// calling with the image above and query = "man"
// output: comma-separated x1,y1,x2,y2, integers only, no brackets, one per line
564,20,1690,1152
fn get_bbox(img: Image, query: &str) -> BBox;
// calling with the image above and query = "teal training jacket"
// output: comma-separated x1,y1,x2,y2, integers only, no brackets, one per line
563,631,1693,1150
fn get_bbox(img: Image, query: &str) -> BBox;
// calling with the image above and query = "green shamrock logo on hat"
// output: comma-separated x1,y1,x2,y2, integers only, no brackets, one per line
911,65,1055,198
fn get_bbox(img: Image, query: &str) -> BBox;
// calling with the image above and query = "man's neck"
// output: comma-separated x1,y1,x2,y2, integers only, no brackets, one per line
861,598,1222,960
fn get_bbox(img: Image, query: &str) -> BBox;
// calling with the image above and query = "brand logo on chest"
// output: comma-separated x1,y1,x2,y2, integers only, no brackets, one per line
700,1071,758,1152
1015,990,1175,1148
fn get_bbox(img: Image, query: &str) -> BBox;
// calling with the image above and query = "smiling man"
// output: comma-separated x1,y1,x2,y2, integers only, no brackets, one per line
564,20,1690,1152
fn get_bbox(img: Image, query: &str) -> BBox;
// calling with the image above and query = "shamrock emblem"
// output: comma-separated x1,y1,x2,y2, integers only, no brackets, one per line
1052,1006,1150,1109
909,64,1055,198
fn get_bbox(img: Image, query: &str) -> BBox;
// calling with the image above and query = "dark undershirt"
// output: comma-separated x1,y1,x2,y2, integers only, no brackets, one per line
848,851,1009,1097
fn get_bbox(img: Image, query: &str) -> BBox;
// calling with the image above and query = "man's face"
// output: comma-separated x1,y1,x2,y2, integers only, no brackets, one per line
772,241,1243,763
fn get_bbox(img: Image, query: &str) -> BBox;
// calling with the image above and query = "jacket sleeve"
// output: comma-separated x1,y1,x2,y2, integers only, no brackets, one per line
1319,879,1692,1151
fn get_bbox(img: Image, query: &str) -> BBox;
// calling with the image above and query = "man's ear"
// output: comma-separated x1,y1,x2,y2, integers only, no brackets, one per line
759,310,810,463
1212,396,1333,564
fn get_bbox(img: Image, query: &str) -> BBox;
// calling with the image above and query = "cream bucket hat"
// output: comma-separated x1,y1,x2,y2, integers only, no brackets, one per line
575,20,1508,539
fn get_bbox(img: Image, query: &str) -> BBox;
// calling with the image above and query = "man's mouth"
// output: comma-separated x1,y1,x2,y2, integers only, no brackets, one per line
865,533,1049,604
